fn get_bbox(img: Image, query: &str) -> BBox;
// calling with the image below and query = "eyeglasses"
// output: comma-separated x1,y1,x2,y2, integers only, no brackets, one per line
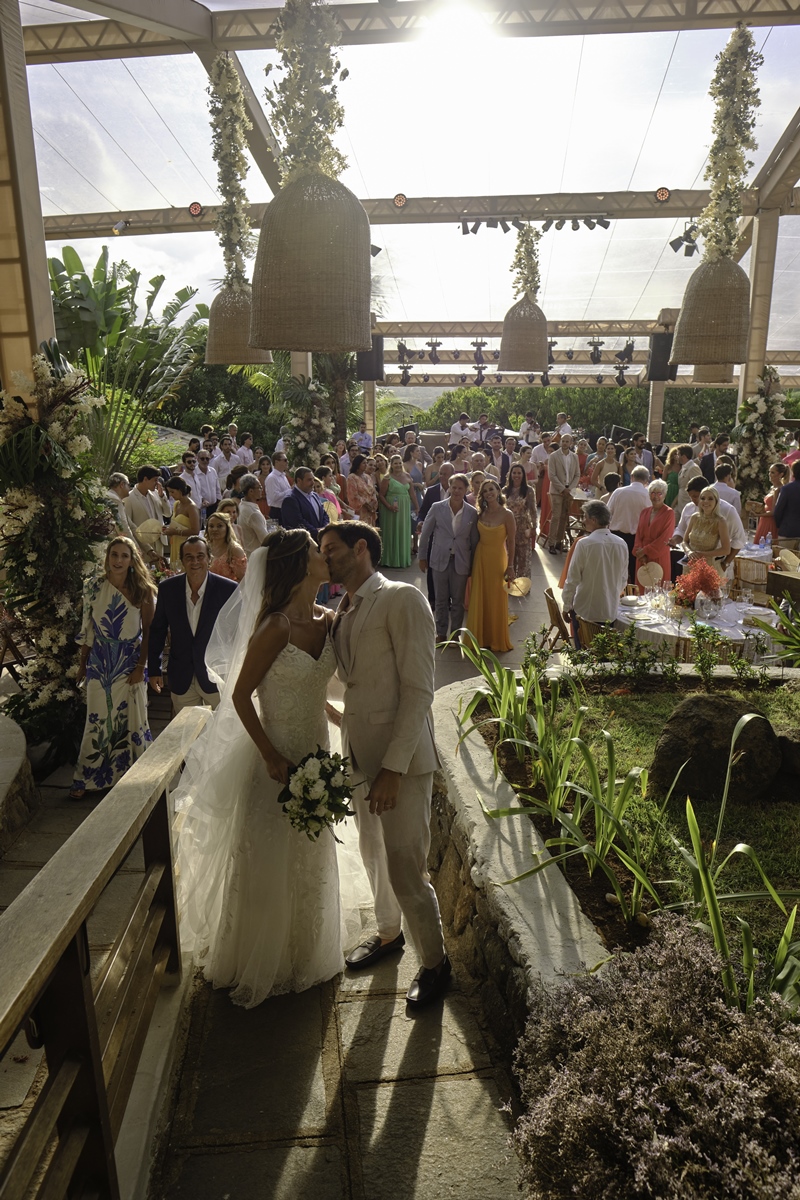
198,456,210,462
185,457,197,463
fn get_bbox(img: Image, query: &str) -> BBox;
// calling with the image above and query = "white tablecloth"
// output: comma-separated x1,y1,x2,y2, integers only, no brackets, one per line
614,598,780,660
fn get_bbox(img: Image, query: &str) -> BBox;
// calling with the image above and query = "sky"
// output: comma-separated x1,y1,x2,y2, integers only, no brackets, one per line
22,2,800,356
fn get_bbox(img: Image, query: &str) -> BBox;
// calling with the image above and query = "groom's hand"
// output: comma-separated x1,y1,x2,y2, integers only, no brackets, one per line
367,768,401,815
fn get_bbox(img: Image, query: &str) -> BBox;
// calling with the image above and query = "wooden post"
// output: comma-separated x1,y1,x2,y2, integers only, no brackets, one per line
141,791,181,981
738,207,780,403
0,0,55,385
647,379,666,444
363,379,377,441
290,351,313,380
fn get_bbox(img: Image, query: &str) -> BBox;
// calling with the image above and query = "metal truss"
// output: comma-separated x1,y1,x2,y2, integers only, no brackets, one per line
385,349,652,365
385,372,800,389
376,321,663,337
22,18,185,64
24,0,800,63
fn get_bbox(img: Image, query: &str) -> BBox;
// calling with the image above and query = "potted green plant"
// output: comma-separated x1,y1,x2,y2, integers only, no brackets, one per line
249,0,371,354
205,54,272,366
498,224,548,373
671,23,763,380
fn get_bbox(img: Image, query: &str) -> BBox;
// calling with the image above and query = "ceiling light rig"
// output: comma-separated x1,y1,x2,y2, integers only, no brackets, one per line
548,340,557,365
400,366,412,386
472,339,487,365
560,373,568,384
112,219,131,235
596,374,604,384
541,215,610,233
615,340,635,364
588,339,604,366
475,366,485,385
541,372,551,386
615,367,627,387
670,221,699,256
427,340,441,365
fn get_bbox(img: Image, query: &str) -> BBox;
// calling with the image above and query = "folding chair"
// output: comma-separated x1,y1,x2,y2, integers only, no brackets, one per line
543,587,571,652
577,617,605,648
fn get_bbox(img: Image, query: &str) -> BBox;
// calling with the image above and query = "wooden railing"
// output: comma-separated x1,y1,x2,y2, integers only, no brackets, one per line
0,706,210,1200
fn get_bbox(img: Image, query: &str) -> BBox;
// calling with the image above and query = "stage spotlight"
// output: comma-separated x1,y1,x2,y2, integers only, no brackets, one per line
589,341,604,366
596,217,611,229
511,218,525,231
566,349,574,361
616,368,626,387
492,349,500,359
423,373,430,382
461,220,470,235
541,372,550,386
112,219,130,235
453,349,461,360
393,193,407,207
476,367,485,385
615,340,635,364
460,373,467,383
670,234,686,253
471,220,481,234
560,374,568,384
555,219,566,230
400,367,411,386
499,219,511,233
684,240,698,257
548,341,556,365
188,201,203,217
427,341,441,365
370,244,382,257
596,374,604,384
397,341,408,361
584,218,596,229
486,218,498,229
655,186,671,203
542,218,554,232
571,219,580,231
527,374,535,384
495,374,503,383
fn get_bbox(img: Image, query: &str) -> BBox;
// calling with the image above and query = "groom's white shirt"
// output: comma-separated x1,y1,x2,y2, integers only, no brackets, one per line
333,573,440,781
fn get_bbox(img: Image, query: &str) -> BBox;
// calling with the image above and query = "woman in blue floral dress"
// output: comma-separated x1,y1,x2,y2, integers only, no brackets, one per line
70,537,156,799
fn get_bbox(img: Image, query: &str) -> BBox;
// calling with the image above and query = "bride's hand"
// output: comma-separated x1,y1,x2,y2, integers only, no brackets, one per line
264,752,292,786
325,701,343,728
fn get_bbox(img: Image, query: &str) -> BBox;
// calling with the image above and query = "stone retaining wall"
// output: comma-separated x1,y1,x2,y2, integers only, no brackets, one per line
0,715,39,857
429,681,605,1059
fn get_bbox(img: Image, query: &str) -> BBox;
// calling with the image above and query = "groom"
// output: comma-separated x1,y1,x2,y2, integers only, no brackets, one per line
321,522,450,1008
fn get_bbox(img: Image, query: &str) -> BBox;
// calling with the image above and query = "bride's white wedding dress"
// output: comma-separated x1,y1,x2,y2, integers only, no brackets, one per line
174,548,366,1010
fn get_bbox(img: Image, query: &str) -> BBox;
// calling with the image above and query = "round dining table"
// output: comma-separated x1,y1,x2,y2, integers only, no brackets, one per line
614,596,781,662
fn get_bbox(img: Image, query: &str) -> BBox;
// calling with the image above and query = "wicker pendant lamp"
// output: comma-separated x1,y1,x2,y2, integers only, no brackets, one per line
248,0,371,355
499,224,548,373
206,286,273,366
670,25,762,376
205,55,272,365
249,173,371,352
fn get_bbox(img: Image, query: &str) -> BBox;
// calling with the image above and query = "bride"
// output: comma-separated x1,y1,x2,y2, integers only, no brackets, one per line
175,528,356,1008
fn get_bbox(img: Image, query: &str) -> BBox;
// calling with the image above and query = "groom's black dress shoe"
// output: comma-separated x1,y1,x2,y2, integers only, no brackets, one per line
406,955,452,1008
345,932,405,970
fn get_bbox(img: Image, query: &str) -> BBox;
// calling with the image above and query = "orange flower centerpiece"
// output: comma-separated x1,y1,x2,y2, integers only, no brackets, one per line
673,558,723,608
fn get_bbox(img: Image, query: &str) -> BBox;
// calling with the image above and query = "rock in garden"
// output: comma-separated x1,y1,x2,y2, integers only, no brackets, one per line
649,695,782,803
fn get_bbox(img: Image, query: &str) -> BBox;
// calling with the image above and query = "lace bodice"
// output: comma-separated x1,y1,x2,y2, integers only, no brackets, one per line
256,636,335,763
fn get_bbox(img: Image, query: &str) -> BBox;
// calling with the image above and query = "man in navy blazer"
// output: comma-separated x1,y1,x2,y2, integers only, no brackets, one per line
280,467,330,537
148,536,237,713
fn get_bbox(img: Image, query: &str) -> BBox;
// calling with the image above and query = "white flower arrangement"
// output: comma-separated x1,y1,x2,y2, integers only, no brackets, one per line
282,376,336,469
278,746,354,840
731,364,786,501
510,223,542,301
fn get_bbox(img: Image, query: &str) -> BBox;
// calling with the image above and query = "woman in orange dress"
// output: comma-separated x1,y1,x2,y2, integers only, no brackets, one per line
346,454,378,524
753,461,789,542
632,479,675,592
464,480,516,653
538,444,557,541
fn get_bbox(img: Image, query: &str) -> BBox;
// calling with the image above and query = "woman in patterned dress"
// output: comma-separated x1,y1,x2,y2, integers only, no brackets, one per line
70,537,156,799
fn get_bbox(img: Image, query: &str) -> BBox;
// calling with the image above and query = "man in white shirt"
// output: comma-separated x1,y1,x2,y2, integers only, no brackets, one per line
518,411,541,446
123,465,170,562
212,436,241,475
178,450,201,504
547,435,580,553
675,445,703,515
449,412,477,447
237,433,255,467
670,476,746,572
194,450,221,517
561,501,628,638
227,423,239,450
531,433,552,504
237,474,270,554
607,465,652,581
713,463,742,515
555,412,573,439
339,440,358,477
265,451,293,518
353,420,373,452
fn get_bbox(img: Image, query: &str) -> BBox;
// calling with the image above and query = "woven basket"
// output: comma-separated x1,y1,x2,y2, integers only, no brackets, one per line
498,293,548,372
205,286,273,366
692,363,734,385
250,172,372,353
670,257,750,366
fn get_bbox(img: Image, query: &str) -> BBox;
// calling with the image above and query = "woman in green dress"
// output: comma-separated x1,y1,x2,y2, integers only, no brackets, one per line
664,446,681,508
378,454,418,568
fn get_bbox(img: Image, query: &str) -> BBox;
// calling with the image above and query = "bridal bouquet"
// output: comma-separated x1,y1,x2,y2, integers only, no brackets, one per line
279,747,354,840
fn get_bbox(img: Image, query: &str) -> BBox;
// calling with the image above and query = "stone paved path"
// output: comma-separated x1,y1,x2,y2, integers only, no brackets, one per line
152,928,520,1200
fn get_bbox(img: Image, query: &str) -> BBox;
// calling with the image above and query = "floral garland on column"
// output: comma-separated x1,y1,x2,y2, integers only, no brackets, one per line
731,364,786,502
697,23,763,261
0,353,112,759
208,53,256,290
510,224,542,299
282,377,335,469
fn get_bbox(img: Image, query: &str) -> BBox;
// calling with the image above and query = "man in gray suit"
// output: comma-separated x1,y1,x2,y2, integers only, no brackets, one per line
418,473,479,642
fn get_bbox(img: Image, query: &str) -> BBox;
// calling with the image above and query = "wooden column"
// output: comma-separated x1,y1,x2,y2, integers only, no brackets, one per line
0,0,54,385
647,379,666,444
738,207,780,403
290,351,313,380
363,379,377,441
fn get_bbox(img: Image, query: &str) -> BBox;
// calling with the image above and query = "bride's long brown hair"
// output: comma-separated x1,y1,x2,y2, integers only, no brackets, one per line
253,528,314,633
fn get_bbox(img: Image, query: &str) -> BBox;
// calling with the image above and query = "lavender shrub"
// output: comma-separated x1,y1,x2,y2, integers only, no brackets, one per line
513,916,800,1199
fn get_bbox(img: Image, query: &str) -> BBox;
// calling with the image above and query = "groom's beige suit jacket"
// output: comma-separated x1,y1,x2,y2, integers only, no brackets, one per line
334,573,440,780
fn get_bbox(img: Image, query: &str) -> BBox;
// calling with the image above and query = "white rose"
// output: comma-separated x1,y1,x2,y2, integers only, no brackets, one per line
310,779,326,799
331,771,345,787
